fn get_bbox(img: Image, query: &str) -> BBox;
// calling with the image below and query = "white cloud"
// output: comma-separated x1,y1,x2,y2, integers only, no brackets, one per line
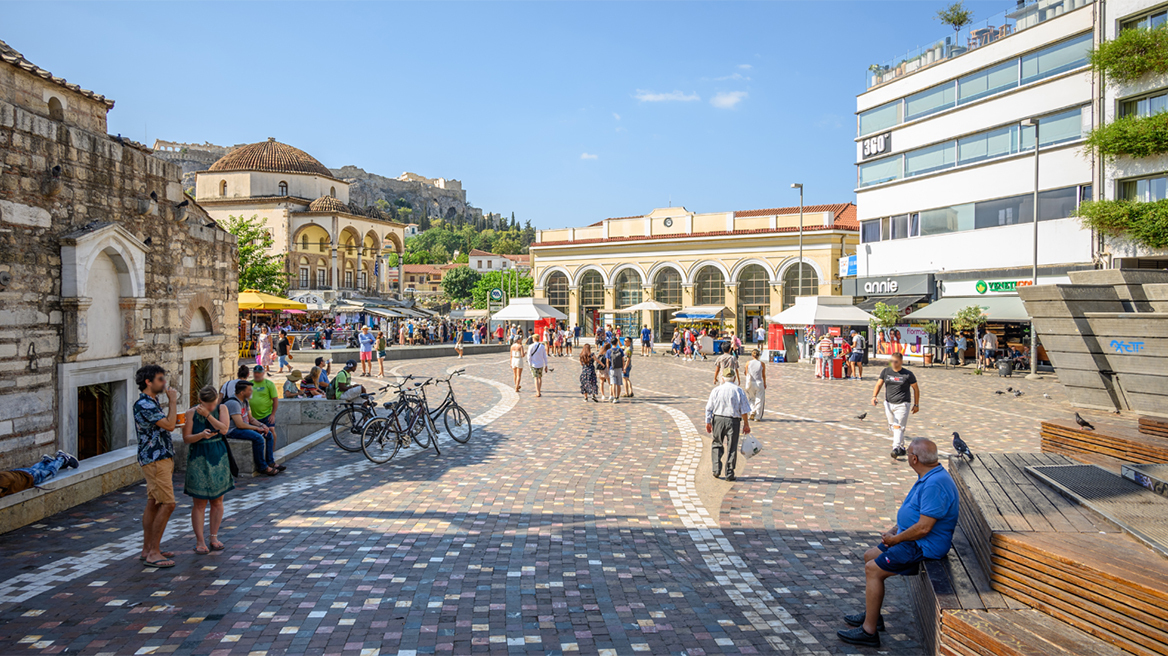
712,72,751,81
580,152,598,160
738,64,752,70
613,113,621,120
710,91,748,109
634,89,700,103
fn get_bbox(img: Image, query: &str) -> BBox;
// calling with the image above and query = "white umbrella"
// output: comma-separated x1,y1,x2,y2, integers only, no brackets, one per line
769,296,874,326
490,297,568,321
615,299,680,313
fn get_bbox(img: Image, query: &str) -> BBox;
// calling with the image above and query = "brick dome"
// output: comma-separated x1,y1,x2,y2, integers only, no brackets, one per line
208,138,332,177
308,195,350,213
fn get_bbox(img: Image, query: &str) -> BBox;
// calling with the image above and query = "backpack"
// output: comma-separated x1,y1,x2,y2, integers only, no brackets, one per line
326,374,342,400
609,348,624,369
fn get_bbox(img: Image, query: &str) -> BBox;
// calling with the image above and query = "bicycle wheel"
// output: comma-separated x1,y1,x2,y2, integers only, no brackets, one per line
331,407,369,452
424,411,441,455
443,405,472,444
405,402,432,448
361,417,400,464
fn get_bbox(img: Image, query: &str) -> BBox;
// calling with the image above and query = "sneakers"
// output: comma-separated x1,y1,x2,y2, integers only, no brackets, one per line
837,626,880,647
843,613,886,632
725,473,736,482
612,396,619,404
56,451,79,469
891,446,907,459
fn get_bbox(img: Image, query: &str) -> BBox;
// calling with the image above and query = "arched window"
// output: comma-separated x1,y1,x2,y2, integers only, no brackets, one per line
782,263,819,310
578,270,605,335
301,235,310,251
546,272,569,315
614,269,643,337
48,96,64,121
652,267,683,342
330,186,336,198
694,266,726,306
319,237,328,253
219,180,227,196
278,181,288,196
737,264,771,340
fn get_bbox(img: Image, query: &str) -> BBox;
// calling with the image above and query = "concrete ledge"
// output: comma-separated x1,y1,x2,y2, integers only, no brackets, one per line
241,343,508,369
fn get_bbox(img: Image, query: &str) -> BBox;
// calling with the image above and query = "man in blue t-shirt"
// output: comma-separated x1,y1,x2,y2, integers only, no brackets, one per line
640,325,652,356
838,438,959,648
358,326,376,376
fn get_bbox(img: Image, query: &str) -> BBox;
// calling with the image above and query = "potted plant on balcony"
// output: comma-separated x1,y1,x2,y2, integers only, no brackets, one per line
937,1,974,56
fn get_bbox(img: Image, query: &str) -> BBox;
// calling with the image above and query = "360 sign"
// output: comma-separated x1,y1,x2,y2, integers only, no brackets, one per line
861,132,892,160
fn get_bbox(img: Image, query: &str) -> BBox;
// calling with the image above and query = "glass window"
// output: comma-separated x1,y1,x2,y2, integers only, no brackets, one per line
1020,107,1084,149
1081,184,1093,202
694,267,726,306
919,203,975,236
958,60,1018,105
958,125,1018,165
547,272,569,309
1020,33,1092,85
858,155,902,187
974,193,1032,229
889,214,910,240
653,268,682,305
1123,10,1168,30
1120,175,1168,202
905,141,956,177
861,220,882,243
316,269,326,288
1121,90,1168,117
1038,186,1079,221
859,101,901,135
782,264,818,310
614,269,643,309
579,271,605,307
738,265,770,305
910,213,920,237
905,82,956,121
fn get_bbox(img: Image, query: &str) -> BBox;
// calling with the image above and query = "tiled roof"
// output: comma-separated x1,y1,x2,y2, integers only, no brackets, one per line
533,222,857,248
735,202,857,228
468,248,497,257
208,138,333,177
0,39,114,109
503,253,530,263
308,195,349,213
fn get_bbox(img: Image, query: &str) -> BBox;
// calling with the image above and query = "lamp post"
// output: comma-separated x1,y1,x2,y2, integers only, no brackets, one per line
1021,118,1040,380
791,183,805,299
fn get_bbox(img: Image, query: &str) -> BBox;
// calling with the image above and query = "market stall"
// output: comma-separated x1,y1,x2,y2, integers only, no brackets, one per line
903,295,1042,366
491,298,568,340
769,296,875,378
237,291,308,358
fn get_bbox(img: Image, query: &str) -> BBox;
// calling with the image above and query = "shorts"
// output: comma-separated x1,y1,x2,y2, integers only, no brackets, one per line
609,369,623,386
530,367,544,378
874,540,924,575
360,351,373,361
377,350,387,360
849,352,862,362
278,355,289,368
141,458,176,505
622,369,631,383
641,339,651,345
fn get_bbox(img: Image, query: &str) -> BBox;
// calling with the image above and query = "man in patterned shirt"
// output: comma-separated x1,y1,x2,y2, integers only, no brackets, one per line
134,364,178,568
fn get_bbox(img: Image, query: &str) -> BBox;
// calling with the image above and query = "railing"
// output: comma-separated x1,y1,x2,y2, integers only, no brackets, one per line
865,0,1093,89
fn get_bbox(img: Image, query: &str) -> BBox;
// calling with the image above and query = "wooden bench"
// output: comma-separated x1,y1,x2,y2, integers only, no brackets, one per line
1041,419,1168,469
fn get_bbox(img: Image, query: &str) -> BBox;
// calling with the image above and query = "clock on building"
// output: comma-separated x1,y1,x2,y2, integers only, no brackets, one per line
663,217,673,227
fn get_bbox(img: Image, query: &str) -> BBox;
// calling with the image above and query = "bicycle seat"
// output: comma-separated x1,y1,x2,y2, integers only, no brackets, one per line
382,402,394,409
359,393,373,399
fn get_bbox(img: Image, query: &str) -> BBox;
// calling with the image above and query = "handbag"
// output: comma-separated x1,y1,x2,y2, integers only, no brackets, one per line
216,435,240,478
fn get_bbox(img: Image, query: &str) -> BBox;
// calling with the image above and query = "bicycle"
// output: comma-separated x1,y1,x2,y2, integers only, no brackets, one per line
361,377,442,464
330,383,391,452
422,369,472,444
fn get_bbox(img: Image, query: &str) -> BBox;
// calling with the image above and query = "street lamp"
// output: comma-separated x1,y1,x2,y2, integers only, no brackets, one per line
791,183,805,299
1021,118,1040,380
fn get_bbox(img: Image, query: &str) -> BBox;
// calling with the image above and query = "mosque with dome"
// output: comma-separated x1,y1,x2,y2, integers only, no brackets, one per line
194,138,407,301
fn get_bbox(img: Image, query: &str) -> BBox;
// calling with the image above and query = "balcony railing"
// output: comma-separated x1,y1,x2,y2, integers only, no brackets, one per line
865,0,1093,89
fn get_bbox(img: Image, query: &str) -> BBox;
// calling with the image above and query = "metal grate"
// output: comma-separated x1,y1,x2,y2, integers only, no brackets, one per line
1123,464,1168,501
1026,464,1168,559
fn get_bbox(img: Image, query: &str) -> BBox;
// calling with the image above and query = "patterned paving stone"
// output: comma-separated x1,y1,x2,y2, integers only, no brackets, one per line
0,352,1071,655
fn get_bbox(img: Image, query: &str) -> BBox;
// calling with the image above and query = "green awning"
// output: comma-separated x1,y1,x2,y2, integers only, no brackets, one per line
904,295,1030,322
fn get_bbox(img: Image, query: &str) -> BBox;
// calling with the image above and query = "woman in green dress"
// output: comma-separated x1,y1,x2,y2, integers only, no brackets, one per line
182,385,234,554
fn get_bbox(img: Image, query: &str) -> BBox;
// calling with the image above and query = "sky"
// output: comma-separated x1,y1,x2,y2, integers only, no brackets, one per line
6,1,1006,228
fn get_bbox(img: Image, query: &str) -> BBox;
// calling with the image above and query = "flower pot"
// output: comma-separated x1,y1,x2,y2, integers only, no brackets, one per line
923,353,934,365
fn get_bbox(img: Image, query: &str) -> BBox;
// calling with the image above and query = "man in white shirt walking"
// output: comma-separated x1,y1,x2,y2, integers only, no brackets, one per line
705,368,752,481
526,333,549,398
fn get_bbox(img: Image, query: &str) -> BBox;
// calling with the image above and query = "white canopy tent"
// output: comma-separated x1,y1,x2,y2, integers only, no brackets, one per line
490,297,568,322
449,308,490,319
769,295,875,326
615,299,679,313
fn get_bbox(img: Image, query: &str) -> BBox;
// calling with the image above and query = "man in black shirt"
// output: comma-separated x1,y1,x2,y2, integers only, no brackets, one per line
323,327,334,350
871,353,920,459
276,330,292,374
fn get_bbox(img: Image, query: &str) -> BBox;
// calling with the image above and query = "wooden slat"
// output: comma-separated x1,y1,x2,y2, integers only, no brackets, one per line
1010,453,1118,532
1000,533,1168,603
979,454,1058,532
988,609,1133,656
943,609,1129,656
951,524,1011,610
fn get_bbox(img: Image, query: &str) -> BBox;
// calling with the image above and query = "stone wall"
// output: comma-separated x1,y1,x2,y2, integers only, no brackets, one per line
330,165,483,221
0,63,239,471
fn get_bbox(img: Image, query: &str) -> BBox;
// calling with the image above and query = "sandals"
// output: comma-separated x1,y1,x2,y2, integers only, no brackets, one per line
209,535,225,551
144,558,175,568
139,551,175,561
194,545,210,555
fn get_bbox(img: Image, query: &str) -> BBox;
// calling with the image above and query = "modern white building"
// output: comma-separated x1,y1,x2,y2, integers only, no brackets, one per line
853,0,1101,354
468,249,519,274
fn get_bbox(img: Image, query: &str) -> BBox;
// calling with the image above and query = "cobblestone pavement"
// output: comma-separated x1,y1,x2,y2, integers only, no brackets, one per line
0,351,1074,655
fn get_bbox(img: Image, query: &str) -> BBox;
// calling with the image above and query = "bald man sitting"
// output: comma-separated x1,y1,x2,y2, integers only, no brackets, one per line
837,438,960,648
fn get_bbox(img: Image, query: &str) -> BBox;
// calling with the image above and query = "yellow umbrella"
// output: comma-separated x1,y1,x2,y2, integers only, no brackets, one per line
238,290,308,311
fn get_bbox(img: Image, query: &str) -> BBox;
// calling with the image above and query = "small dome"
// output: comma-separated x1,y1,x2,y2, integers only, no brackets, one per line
308,195,350,213
208,138,333,177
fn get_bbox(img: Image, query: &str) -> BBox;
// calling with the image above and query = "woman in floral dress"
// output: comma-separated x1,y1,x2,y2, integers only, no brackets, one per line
257,325,274,368
579,344,599,402
182,385,234,554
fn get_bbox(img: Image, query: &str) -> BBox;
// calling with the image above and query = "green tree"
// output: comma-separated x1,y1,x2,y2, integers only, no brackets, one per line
953,304,988,371
431,243,451,264
472,270,533,309
521,219,536,247
224,214,288,294
441,265,480,301
936,1,974,37
493,236,523,255
405,250,434,265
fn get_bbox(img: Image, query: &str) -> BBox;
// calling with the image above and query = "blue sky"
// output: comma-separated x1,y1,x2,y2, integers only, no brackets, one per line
7,1,1005,228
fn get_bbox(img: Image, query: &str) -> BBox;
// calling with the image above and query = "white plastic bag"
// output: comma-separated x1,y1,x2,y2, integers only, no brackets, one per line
739,434,762,459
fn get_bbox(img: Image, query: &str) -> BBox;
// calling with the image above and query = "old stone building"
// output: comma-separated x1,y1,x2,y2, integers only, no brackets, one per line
0,39,239,473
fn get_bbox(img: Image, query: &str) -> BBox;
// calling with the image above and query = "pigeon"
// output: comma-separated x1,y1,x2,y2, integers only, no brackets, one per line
1006,387,1013,392
952,432,974,461
1013,390,1023,397
1074,413,1095,431
1043,393,1052,399
855,412,867,421
994,390,1005,395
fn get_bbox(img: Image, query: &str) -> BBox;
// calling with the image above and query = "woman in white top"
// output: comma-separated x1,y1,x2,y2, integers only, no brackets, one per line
745,349,767,420
509,338,524,392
